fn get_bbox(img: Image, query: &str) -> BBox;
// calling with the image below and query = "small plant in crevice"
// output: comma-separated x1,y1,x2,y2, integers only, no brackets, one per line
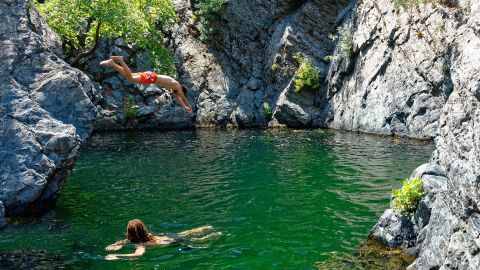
293,53,321,92
194,0,229,42
393,0,454,8
415,30,424,38
392,177,424,216
442,63,450,75
271,63,279,71
324,24,353,62
262,102,273,119
123,96,139,122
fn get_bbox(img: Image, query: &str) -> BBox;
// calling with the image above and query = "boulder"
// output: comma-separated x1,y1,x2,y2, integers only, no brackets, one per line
0,0,97,217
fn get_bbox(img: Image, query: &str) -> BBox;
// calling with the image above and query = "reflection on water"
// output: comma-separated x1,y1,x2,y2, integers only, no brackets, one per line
0,129,434,269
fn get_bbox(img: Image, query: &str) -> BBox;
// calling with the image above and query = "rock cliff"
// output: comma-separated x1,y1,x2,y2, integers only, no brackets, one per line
167,0,451,139
0,0,97,219
83,0,352,130
86,0,453,140
364,0,480,269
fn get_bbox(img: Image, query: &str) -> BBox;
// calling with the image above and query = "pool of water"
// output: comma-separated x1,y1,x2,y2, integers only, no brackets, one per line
0,129,434,269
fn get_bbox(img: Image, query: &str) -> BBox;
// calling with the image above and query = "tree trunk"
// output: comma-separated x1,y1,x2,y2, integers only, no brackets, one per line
70,21,102,67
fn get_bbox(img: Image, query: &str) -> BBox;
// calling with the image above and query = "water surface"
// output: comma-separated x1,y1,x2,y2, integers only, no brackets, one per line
0,129,434,269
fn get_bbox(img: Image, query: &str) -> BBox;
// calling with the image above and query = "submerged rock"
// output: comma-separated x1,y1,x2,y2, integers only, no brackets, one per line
0,0,97,217
0,250,68,269
0,201,5,229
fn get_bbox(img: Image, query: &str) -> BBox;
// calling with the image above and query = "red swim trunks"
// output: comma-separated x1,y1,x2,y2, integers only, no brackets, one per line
139,72,158,85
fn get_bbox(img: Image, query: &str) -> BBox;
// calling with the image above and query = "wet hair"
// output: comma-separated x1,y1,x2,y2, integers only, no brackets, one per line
126,219,154,244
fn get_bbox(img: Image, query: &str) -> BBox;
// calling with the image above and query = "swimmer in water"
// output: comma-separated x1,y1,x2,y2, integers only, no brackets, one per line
100,56,192,113
105,219,221,260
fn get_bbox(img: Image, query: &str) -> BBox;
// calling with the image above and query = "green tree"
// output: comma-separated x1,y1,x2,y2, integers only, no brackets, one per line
35,0,176,75
194,0,229,41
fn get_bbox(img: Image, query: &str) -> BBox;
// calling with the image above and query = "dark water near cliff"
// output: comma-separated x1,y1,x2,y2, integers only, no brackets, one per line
0,129,434,269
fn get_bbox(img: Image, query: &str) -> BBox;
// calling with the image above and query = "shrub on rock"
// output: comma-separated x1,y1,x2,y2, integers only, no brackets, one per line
392,178,424,216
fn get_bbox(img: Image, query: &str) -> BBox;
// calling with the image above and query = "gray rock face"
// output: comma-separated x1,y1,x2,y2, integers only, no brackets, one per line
413,3,480,267
171,0,350,128
168,0,452,140
324,0,455,139
0,0,97,216
367,1,480,268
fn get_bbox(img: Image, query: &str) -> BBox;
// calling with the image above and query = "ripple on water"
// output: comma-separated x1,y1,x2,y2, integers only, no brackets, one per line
1,130,434,269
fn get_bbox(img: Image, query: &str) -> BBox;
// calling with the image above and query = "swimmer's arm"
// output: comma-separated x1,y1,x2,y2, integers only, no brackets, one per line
106,245,145,260
106,239,128,251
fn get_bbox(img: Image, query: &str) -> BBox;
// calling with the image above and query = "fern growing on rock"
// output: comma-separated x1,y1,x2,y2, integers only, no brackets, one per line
293,54,320,92
262,102,273,119
392,178,424,216
123,96,139,122
324,24,353,62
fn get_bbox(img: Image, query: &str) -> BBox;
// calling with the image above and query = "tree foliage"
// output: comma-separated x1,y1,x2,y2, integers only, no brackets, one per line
35,0,176,75
194,0,229,41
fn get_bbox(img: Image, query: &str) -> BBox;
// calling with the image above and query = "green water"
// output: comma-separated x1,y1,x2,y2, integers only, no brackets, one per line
0,129,434,269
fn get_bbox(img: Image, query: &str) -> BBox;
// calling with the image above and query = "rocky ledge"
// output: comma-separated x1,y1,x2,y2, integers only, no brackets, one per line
0,0,97,221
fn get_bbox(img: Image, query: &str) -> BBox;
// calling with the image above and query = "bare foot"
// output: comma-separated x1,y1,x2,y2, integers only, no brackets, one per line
105,254,119,260
100,59,113,66
110,56,124,62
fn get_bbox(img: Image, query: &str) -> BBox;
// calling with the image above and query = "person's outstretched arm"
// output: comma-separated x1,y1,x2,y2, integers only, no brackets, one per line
105,245,146,260
105,239,128,251
173,93,192,113
180,95,193,114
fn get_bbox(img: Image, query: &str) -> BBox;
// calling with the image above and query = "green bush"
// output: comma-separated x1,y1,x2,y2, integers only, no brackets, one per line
392,178,424,215
262,102,273,118
123,96,139,121
324,24,353,61
195,0,229,41
293,56,320,92
34,0,176,75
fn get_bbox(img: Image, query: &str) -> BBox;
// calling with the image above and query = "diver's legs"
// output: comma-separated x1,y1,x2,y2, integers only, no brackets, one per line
101,59,128,77
111,56,141,83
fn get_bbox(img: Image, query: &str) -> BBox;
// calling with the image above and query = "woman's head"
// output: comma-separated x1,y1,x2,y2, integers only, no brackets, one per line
126,219,152,244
